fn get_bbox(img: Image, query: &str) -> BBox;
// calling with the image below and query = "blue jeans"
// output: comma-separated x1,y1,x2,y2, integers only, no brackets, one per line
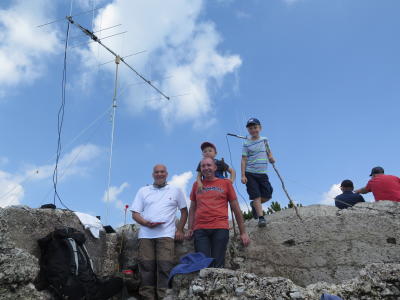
194,229,229,268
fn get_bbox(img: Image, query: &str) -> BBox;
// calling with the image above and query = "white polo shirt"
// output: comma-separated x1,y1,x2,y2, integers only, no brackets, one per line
131,184,187,239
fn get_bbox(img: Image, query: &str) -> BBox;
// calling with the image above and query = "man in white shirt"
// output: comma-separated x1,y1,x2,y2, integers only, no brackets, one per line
132,164,188,300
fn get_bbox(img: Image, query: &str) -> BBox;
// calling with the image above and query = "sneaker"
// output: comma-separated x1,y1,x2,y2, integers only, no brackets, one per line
258,217,266,228
250,201,258,219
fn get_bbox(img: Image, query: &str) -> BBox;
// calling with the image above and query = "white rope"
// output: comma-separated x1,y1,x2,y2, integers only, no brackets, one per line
105,56,120,225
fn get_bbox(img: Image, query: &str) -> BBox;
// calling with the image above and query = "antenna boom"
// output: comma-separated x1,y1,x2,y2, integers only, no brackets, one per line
66,16,169,100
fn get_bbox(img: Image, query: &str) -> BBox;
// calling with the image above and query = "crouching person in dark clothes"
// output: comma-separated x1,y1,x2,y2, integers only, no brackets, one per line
186,158,250,267
131,164,188,300
335,179,365,209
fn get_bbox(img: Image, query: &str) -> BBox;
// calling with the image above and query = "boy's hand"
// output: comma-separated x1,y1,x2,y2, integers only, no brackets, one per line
197,181,203,192
241,176,247,184
269,157,275,164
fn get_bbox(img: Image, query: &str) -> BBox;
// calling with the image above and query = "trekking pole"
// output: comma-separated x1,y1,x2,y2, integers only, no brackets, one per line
230,205,237,236
221,157,238,236
263,140,302,221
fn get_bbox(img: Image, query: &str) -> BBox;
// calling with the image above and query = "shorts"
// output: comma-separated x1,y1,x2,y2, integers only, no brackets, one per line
245,171,273,200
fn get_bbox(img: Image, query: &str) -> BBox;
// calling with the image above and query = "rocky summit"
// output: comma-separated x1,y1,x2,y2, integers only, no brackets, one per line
170,263,400,300
1,201,400,299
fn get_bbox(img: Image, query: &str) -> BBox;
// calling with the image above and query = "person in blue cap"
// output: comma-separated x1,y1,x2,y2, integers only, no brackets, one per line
241,118,275,227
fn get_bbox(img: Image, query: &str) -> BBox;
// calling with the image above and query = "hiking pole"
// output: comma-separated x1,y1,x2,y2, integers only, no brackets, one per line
227,133,247,139
230,205,237,236
263,140,302,221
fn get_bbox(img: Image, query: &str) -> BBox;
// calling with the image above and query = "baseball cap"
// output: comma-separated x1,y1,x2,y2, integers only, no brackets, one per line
340,179,354,188
246,118,261,127
369,166,384,176
200,142,216,152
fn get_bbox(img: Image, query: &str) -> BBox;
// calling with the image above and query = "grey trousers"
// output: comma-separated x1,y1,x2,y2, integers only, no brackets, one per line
138,237,174,300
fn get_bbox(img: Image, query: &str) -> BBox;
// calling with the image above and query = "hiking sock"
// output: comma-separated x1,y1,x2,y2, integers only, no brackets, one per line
250,201,258,219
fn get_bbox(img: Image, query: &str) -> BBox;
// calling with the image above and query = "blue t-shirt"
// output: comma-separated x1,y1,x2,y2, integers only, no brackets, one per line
334,191,365,209
196,159,229,178
242,137,268,174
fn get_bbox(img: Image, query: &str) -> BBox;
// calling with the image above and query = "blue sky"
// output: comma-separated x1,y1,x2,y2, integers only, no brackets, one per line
0,0,399,226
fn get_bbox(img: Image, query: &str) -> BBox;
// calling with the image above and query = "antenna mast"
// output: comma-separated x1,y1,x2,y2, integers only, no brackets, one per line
66,16,170,224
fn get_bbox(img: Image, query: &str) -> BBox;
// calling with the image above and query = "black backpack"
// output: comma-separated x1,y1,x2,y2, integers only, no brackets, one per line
36,227,123,300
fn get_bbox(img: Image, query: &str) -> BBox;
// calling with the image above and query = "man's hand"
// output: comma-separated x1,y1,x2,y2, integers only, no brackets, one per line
240,232,251,247
175,230,185,241
241,176,247,184
145,221,164,228
185,229,194,240
268,157,276,164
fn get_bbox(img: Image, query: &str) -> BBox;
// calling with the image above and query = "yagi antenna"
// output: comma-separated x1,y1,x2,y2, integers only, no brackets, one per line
63,24,122,41
69,31,128,48
66,16,170,100
37,7,101,28
147,93,190,102
99,50,147,66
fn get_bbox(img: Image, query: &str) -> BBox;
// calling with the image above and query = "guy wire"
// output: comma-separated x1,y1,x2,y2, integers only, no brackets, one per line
225,135,250,211
39,107,111,206
0,106,111,204
52,21,71,210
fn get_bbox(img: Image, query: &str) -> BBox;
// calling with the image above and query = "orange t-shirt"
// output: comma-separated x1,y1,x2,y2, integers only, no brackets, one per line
190,178,237,230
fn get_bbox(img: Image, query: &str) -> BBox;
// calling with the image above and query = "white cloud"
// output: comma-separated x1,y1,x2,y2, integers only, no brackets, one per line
0,0,60,92
75,0,108,10
0,170,24,208
320,183,341,205
79,0,241,128
169,171,193,206
102,182,129,209
24,143,103,181
169,171,193,192
0,144,102,208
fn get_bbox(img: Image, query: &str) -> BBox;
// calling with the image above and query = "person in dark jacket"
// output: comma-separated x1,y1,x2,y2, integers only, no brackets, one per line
335,179,365,209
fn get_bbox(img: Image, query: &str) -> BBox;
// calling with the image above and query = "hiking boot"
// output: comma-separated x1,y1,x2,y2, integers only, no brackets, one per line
258,217,266,228
250,201,258,219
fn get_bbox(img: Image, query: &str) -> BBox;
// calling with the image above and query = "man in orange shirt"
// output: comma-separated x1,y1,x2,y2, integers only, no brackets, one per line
187,157,250,267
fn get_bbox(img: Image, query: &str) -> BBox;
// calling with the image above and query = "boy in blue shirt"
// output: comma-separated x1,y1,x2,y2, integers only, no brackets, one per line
241,118,275,227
